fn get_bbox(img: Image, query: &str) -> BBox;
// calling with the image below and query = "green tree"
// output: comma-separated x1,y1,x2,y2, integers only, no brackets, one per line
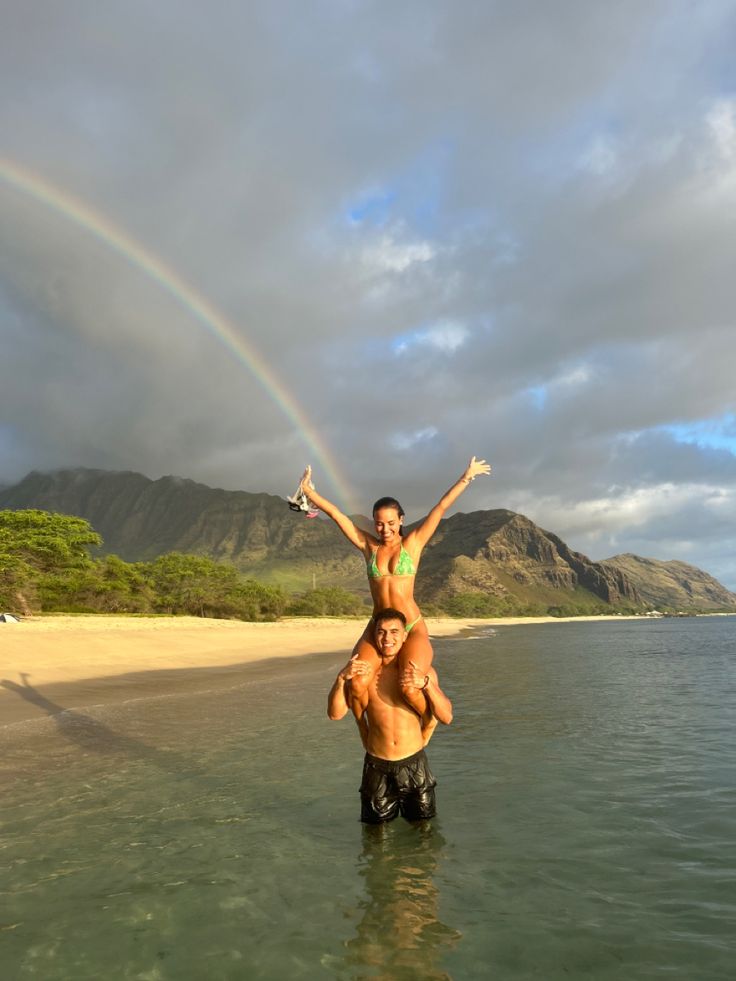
47,555,155,614
0,509,307,620
0,552,36,613
225,578,286,621
444,591,516,617
144,553,286,619
0,510,102,612
95,555,153,613
0,509,101,570
287,587,368,617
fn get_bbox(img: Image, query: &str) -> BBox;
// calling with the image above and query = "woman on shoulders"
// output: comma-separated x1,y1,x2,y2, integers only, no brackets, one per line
300,456,490,715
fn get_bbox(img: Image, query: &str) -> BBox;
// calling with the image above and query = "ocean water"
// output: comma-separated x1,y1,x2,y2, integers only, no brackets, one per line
1,616,735,980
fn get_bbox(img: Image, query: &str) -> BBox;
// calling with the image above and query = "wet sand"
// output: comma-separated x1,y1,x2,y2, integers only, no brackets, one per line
0,613,637,725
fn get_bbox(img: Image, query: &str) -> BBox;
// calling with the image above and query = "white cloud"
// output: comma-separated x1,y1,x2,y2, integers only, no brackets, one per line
360,234,436,274
706,97,736,161
700,96,736,201
511,482,736,554
389,427,439,451
578,134,618,177
525,363,592,409
552,365,591,389
394,320,469,355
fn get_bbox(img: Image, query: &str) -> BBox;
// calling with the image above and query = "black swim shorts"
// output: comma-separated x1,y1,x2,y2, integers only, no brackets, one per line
359,749,437,823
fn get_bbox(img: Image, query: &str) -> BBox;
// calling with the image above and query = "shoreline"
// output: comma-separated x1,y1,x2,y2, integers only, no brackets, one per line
0,613,665,726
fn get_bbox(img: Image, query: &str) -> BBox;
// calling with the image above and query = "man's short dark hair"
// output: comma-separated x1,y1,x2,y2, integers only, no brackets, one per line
373,608,407,630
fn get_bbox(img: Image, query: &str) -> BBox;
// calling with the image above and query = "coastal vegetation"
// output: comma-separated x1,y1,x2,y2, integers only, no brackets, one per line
1,510,286,619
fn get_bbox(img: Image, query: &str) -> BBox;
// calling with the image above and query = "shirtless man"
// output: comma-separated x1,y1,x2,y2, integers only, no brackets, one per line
328,608,453,824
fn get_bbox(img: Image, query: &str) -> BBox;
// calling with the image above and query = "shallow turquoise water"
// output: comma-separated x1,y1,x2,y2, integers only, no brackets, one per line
1,617,735,979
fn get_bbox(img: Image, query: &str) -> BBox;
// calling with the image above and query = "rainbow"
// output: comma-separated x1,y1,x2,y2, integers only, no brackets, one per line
0,157,355,511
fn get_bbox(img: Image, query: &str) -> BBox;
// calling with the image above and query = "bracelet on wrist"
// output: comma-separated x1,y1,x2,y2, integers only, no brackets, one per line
421,675,430,690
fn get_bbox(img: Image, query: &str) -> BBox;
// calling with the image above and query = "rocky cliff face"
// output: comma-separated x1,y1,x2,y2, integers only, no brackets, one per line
5,468,732,612
601,553,736,611
416,510,640,607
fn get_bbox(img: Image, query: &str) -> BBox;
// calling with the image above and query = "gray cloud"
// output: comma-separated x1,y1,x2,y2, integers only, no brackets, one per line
2,0,736,586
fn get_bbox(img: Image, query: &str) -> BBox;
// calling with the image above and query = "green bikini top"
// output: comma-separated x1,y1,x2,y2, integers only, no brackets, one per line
367,544,417,579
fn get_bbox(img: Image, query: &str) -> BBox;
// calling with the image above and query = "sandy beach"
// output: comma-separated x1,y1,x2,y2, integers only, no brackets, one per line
0,613,634,725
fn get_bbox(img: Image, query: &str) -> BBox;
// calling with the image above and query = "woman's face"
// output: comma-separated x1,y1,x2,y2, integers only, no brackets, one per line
373,506,402,543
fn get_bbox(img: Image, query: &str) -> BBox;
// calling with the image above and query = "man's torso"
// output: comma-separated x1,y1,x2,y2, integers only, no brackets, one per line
360,660,424,761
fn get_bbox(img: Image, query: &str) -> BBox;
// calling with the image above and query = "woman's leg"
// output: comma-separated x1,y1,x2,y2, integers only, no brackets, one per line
398,619,433,716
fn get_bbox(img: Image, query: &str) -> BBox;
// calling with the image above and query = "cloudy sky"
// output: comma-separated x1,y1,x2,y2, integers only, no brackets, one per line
1,1,735,586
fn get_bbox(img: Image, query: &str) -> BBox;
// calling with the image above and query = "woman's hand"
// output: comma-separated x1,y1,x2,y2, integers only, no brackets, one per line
299,465,313,493
409,454,493,549
462,456,491,483
340,658,373,682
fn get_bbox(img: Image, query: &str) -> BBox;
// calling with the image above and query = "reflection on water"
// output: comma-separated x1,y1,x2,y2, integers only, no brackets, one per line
343,822,460,981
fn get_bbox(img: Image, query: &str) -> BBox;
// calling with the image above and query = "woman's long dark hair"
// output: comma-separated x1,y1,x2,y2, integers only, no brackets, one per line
372,497,405,536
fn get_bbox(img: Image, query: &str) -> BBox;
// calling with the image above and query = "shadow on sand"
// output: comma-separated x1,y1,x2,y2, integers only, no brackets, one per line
1,674,205,781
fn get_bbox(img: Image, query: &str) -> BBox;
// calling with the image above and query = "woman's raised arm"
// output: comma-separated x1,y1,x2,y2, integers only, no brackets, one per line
408,456,491,550
299,466,371,552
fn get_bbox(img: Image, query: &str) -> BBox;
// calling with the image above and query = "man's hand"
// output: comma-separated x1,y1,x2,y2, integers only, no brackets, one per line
400,659,428,692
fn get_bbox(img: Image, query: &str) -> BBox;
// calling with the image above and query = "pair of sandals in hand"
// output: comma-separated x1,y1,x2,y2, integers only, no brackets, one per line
287,470,319,518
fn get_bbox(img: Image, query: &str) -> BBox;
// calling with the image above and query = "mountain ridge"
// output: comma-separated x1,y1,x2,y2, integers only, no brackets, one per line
600,553,736,612
2,468,734,613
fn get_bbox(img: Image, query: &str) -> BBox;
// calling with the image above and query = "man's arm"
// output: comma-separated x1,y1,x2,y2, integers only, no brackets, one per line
401,661,453,725
327,667,350,720
423,670,453,725
353,694,370,749
421,714,439,747
327,658,373,721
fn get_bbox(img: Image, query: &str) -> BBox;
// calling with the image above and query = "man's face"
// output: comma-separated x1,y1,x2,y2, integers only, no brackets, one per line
374,619,407,660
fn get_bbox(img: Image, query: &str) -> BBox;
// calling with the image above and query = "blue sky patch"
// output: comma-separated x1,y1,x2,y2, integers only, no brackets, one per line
527,384,548,411
346,187,396,227
664,414,736,454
